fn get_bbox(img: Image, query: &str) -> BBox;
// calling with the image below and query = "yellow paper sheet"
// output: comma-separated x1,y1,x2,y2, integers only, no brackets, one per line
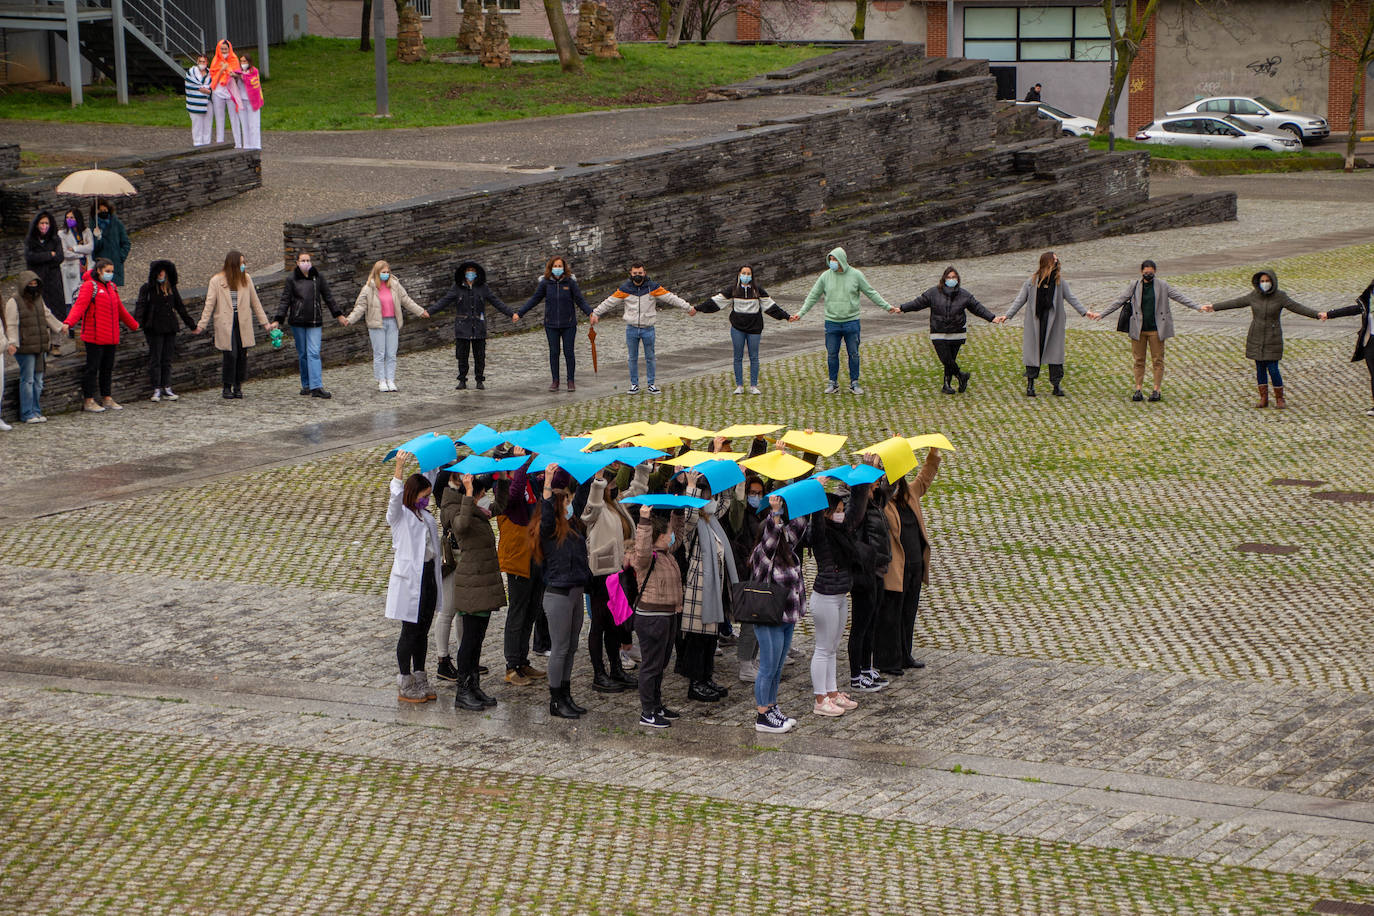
660,450,746,467
626,432,690,451
586,421,652,447
741,450,815,481
715,424,784,439
644,421,714,441
779,430,848,457
857,436,917,482
906,433,956,453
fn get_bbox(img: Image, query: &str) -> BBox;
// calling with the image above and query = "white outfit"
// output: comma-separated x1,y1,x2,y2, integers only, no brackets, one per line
212,82,247,147
191,110,213,146
384,475,443,623
57,227,94,305
239,95,262,150
809,591,848,695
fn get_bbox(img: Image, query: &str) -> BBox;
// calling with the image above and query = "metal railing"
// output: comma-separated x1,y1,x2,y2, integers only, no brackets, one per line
117,0,205,59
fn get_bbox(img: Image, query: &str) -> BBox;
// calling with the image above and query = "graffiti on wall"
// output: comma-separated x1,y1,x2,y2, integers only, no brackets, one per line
1246,55,1282,78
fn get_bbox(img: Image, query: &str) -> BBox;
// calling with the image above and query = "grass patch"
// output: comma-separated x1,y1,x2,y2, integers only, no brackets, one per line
0,35,826,131
1089,137,1341,161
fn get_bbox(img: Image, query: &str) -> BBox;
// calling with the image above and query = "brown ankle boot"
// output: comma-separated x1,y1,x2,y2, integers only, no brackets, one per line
1273,386,1286,409
1256,385,1269,408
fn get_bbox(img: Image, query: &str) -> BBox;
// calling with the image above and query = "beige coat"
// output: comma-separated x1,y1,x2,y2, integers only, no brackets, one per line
197,273,271,351
347,277,426,330
882,449,941,589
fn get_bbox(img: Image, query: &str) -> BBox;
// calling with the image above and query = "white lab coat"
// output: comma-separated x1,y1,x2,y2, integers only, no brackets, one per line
384,476,443,623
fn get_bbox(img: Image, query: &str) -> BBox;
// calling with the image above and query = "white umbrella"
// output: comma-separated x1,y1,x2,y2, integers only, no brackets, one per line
55,169,137,196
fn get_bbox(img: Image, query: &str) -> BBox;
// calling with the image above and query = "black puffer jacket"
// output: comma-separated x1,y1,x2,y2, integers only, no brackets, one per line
807,485,870,596
275,265,340,328
854,488,892,581
134,260,195,334
898,268,996,334
539,496,591,589
431,261,514,340
24,211,65,313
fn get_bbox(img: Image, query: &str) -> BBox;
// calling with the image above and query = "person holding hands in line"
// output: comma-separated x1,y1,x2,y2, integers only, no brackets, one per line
1208,269,1322,409
797,247,898,395
590,262,695,395
1319,278,1374,416
695,265,797,395
897,266,996,394
995,251,1099,397
1094,259,1208,402
514,256,593,392
193,251,278,400
343,261,429,392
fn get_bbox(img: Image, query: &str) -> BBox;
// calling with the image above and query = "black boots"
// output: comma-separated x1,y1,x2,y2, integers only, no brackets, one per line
1025,379,1036,397
593,671,627,693
940,379,955,395
1052,382,1065,397
957,370,971,393
609,656,638,689
454,673,485,711
548,684,581,719
563,681,587,714
688,681,721,703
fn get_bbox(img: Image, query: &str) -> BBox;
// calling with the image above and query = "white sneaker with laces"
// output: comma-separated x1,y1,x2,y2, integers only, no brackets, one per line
813,697,845,717
749,386,761,395
379,380,389,392
0,419,10,431
733,386,744,395
824,382,839,395
387,380,398,392
25,416,47,424
849,382,863,395
627,384,640,395
647,384,662,394
162,389,179,401
150,389,161,402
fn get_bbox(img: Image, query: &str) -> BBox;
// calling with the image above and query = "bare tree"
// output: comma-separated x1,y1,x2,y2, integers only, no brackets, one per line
1093,0,1159,137
851,0,867,40
665,0,689,46
1320,0,1374,171
544,0,584,71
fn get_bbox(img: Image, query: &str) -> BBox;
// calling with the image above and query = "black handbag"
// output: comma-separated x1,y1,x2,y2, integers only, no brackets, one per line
1116,280,1136,333
730,541,786,626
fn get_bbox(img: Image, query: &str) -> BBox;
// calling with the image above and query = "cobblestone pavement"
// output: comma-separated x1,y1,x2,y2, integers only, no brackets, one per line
3,174,1373,912
4,710,1370,915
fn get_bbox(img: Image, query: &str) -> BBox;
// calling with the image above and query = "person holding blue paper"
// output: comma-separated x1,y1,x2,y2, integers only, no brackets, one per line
797,247,898,396
439,472,507,711
495,452,549,686
385,451,442,705
582,465,647,694
539,463,593,719
429,261,514,391
631,503,685,728
805,488,869,718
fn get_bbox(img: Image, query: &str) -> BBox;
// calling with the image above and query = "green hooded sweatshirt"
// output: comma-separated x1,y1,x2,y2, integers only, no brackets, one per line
798,247,892,322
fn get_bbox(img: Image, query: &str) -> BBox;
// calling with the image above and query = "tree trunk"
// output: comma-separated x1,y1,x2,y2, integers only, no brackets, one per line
360,0,372,52
1343,17,1374,171
666,0,689,47
656,0,671,39
543,0,584,72
1093,52,1132,137
851,0,867,40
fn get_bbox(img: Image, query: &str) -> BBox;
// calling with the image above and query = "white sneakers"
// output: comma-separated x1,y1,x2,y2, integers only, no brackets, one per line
733,386,744,395
749,386,761,395
379,380,388,392
150,390,161,402
378,379,398,392
0,419,10,431
162,389,179,401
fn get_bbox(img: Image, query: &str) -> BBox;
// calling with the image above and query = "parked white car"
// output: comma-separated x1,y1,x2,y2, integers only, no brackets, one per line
1018,101,1096,137
1134,115,1304,152
1165,96,1329,142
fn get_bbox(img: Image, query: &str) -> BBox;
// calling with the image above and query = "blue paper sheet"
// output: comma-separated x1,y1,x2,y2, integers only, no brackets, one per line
500,420,563,452
813,464,885,486
443,455,529,475
675,459,746,494
457,423,507,455
384,433,457,474
769,478,828,518
619,494,710,509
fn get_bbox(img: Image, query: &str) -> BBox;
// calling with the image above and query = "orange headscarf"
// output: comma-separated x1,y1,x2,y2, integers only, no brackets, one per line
209,39,240,90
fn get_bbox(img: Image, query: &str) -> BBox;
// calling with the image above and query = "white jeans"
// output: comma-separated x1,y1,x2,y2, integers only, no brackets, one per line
368,318,399,381
212,88,244,146
189,110,212,146
809,591,849,695
435,569,457,658
240,106,262,149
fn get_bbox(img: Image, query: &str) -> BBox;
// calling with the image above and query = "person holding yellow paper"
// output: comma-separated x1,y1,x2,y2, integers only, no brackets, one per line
876,448,942,675
695,265,796,395
897,267,998,394
798,247,898,395
997,252,1099,397
590,263,695,395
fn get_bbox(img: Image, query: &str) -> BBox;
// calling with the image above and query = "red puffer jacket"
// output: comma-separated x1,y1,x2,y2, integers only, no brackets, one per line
65,270,138,344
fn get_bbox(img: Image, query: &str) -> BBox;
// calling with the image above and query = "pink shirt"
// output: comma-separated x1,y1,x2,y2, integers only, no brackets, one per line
378,283,395,319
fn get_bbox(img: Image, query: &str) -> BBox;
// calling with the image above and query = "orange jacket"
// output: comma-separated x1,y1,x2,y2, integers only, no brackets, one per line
209,40,239,91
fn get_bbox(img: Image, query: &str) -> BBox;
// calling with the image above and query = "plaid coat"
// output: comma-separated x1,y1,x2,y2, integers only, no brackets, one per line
680,483,736,635
748,511,809,624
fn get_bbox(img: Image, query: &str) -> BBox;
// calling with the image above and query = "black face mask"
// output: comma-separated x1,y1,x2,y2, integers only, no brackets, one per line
1142,273,1155,282
630,274,646,283
24,284,39,298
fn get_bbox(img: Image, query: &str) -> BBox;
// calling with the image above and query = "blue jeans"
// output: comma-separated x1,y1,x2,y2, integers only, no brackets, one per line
753,621,795,708
15,353,43,420
731,326,760,386
1255,360,1283,387
626,325,656,386
546,324,577,382
291,325,323,390
824,319,861,385
368,318,399,381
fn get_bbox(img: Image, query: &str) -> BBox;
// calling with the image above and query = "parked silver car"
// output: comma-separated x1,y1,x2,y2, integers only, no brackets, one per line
1017,101,1096,137
1134,115,1304,152
1165,96,1329,142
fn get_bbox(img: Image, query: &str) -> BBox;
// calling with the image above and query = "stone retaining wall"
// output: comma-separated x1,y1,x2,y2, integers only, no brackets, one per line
0,144,19,177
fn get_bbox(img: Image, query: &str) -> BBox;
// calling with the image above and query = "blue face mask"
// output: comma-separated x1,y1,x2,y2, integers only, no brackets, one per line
747,495,761,510
465,271,477,283
668,532,676,548
738,274,752,286
551,267,564,278
100,272,114,283
944,278,958,289
379,272,389,282
564,504,574,520
828,260,840,272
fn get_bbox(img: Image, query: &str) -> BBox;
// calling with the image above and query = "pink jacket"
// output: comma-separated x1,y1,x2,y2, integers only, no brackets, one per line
240,67,263,111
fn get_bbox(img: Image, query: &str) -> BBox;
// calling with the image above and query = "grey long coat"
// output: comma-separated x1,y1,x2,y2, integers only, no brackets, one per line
1004,277,1086,366
1211,269,1320,361
1098,277,1203,341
